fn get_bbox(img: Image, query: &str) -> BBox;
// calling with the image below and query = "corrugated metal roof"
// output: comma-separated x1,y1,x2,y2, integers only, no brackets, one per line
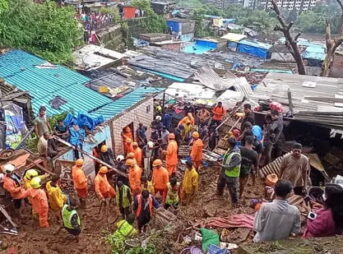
221,33,246,42
239,40,272,50
92,87,164,120
0,50,112,116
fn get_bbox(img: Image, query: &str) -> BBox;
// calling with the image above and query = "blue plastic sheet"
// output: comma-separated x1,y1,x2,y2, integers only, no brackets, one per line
208,245,230,254
166,20,181,32
237,44,268,59
63,113,104,131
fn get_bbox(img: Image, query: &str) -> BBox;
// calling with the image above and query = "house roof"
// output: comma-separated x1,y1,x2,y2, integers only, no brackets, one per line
73,45,124,71
221,33,246,42
302,45,326,61
92,87,164,120
0,50,113,116
239,40,272,50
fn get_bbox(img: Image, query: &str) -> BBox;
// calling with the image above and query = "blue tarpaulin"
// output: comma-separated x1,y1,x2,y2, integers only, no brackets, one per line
237,40,272,59
302,45,326,61
167,20,181,33
195,39,218,49
64,113,104,131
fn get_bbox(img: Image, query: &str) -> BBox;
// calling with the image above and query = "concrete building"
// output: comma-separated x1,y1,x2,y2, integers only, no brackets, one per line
257,0,318,11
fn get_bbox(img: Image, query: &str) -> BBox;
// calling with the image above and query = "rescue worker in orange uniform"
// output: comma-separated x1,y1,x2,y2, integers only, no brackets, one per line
151,159,169,202
2,164,28,209
190,132,204,169
122,127,133,155
71,159,88,207
133,190,160,233
28,177,49,228
132,142,143,167
163,133,178,176
212,102,225,127
94,166,116,201
126,152,137,165
126,159,141,196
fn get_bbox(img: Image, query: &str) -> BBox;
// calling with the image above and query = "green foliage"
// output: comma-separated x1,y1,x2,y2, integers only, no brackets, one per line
0,0,82,63
0,0,8,14
48,112,69,130
99,6,121,24
130,0,167,33
296,11,326,34
192,10,211,37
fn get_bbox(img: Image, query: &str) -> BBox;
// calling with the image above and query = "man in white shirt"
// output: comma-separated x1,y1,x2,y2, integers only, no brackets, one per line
253,180,301,242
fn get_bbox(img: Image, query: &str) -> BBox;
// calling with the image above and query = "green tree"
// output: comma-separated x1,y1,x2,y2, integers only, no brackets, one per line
0,0,82,63
296,11,326,33
0,0,8,14
130,0,167,33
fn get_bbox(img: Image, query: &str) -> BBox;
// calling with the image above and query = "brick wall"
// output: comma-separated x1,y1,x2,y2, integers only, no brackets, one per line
111,97,154,155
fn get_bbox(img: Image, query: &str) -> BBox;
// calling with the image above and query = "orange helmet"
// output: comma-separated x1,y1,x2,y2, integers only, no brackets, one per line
192,131,200,138
132,142,138,147
126,152,135,159
153,159,163,167
125,159,135,167
99,166,108,174
168,133,175,139
75,159,84,166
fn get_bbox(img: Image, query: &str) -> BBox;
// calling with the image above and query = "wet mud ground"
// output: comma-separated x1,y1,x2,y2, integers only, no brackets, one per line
1,165,265,254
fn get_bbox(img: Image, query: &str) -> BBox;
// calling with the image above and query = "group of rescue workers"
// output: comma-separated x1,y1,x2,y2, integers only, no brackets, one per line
3,100,341,244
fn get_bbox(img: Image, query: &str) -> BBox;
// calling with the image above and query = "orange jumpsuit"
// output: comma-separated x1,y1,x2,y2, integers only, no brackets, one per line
128,165,142,195
2,175,28,199
166,140,178,176
133,147,143,167
122,128,133,154
190,139,204,169
212,106,225,121
94,173,116,199
28,188,49,228
72,165,88,198
152,167,169,202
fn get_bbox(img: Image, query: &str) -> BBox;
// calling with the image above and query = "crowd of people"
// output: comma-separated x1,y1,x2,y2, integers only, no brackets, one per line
1,100,343,246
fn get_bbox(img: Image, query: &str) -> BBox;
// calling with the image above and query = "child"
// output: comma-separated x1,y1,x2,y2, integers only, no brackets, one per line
181,160,199,205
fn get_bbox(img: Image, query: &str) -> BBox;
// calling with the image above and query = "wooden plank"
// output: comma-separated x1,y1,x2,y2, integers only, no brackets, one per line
26,158,55,175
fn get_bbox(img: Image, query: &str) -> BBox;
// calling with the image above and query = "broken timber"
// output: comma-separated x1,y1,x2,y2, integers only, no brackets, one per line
53,136,127,178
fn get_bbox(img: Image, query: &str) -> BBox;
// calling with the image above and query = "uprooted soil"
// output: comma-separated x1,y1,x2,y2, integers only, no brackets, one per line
1,164,265,254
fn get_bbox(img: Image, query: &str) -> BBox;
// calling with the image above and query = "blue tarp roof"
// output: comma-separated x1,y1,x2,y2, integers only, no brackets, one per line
0,50,113,116
302,45,326,61
239,40,272,50
92,87,164,120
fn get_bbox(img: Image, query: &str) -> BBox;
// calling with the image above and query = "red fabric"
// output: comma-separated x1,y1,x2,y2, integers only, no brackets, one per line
303,208,336,238
123,6,136,19
198,214,254,229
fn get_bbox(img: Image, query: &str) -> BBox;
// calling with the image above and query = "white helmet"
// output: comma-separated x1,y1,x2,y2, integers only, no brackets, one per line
116,155,125,161
3,164,15,174
147,141,154,148
155,115,162,121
